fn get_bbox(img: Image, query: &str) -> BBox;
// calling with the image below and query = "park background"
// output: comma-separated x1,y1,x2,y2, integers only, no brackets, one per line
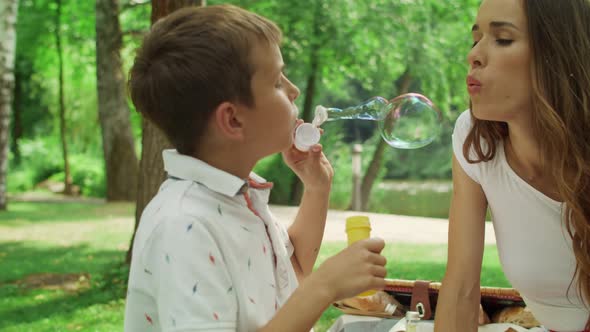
0,0,510,331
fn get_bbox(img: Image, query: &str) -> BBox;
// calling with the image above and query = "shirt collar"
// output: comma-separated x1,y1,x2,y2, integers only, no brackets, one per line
162,149,271,197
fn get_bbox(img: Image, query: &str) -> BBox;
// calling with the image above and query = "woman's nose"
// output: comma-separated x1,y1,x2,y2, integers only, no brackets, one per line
467,44,484,69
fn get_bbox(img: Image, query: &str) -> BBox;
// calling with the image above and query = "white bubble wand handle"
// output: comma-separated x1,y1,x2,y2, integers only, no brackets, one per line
293,106,328,152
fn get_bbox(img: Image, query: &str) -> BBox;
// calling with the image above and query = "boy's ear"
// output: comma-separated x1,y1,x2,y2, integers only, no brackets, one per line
213,101,246,141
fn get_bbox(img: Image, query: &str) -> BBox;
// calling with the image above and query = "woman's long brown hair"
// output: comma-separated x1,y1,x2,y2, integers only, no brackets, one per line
463,0,590,327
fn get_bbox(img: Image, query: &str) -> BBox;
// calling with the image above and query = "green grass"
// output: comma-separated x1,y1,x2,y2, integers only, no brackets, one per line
0,201,509,332
368,185,452,219
0,201,133,332
0,200,133,226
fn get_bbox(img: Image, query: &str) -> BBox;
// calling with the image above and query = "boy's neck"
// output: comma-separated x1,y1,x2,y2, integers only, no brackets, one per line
195,143,257,180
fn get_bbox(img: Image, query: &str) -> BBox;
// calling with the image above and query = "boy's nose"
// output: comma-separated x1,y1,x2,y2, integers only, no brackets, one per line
290,83,300,101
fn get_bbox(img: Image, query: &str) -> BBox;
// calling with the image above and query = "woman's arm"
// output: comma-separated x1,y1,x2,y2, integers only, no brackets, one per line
434,155,488,332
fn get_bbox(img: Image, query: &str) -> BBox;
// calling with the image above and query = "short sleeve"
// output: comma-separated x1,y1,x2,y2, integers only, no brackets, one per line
156,217,237,332
452,110,481,183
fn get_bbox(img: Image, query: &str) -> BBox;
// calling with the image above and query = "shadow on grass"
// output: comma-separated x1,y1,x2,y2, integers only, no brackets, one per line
0,201,134,226
0,241,129,330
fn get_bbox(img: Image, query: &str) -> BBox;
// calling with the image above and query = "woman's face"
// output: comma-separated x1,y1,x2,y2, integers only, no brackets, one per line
467,0,533,122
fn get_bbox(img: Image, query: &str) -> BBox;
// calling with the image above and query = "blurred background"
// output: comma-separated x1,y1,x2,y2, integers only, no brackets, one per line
4,0,482,217
1,1,509,332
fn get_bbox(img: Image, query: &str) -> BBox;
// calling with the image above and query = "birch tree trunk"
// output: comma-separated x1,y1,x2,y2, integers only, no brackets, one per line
0,0,19,210
127,0,205,263
96,0,139,201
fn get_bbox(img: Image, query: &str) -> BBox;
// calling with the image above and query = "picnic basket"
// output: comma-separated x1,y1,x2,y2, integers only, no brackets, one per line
334,278,525,320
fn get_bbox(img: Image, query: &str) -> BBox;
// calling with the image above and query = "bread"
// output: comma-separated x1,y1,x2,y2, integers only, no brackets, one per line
491,306,541,328
341,291,406,316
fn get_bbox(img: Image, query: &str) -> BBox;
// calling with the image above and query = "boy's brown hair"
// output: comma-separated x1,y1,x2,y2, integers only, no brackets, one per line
128,5,282,155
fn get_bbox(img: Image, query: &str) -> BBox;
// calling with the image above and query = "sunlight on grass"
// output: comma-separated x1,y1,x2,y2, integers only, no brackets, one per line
0,202,133,331
0,201,134,226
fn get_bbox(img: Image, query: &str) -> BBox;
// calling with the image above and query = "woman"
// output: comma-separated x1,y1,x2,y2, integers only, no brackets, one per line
434,0,590,331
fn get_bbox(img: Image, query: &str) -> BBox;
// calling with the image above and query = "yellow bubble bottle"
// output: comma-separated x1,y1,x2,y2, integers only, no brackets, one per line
345,216,375,296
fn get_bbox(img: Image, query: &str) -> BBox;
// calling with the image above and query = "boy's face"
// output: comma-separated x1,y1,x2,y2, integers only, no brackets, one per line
242,41,300,157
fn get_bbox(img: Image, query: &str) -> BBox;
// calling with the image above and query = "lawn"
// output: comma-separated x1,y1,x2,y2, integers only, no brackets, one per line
0,201,510,332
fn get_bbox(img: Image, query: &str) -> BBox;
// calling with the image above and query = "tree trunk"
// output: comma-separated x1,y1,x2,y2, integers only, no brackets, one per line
96,0,139,201
11,65,22,163
289,47,319,205
127,0,204,264
0,0,19,210
289,0,321,205
54,0,73,196
358,68,412,211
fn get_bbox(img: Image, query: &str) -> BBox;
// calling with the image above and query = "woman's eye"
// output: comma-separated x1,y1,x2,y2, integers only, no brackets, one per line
496,39,513,46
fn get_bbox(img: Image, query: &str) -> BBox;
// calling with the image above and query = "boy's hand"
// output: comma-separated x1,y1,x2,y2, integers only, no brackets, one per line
307,238,387,302
282,120,334,193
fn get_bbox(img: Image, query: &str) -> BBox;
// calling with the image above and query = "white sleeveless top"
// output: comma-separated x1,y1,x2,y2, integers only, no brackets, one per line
452,110,589,331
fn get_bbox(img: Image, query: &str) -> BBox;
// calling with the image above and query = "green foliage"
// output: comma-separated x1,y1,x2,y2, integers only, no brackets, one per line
253,154,295,204
368,181,452,218
12,0,480,202
15,0,101,148
8,137,106,197
48,154,107,198
8,138,63,192
12,0,141,198
223,0,479,191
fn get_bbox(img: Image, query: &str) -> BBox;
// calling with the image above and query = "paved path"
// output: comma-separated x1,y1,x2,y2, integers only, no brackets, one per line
9,192,497,245
270,205,497,245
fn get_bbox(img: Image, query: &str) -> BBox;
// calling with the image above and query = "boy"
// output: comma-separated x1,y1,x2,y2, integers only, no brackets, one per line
124,5,387,332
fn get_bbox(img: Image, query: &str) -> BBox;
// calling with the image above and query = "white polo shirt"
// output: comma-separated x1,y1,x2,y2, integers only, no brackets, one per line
124,149,299,332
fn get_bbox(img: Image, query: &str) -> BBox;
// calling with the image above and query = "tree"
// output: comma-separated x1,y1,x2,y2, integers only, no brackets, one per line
54,0,73,195
0,0,19,210
127,0,206,263
240,0,479,210
355,0,480,210
288,0,323,204
359,68,412,210
96,0,139,201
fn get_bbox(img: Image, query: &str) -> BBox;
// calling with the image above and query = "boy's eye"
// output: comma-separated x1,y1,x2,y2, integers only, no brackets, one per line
472,40,479,48
496,39,513,46
275,76,284,88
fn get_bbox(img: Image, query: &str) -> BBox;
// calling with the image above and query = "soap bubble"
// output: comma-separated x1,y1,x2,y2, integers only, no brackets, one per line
313,93,441,149
379,93,441,149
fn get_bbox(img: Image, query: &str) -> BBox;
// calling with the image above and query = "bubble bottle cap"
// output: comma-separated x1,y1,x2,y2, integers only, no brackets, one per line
345,216,371,233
